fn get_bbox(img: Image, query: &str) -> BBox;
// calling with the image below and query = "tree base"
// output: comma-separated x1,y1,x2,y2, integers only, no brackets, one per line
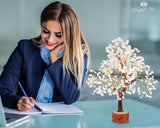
112,111,129,123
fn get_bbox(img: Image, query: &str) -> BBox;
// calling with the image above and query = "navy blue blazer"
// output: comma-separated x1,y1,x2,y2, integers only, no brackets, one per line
0,39,88,108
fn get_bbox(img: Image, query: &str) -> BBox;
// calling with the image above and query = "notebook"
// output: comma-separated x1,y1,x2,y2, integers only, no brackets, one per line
4,102,83,115
0,97,30,127
35,102,83,114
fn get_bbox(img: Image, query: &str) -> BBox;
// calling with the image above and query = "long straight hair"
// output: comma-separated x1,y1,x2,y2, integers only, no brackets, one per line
32,1,89,89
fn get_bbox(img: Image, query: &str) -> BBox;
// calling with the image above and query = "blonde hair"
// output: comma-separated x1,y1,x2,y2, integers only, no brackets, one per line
32,1,89,89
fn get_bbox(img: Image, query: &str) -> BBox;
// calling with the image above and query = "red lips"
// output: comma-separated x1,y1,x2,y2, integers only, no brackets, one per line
46,40,56,46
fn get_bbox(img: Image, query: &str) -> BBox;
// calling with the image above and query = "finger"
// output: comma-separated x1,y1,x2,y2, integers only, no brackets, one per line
21,96,27,101
52,42,64,52
29,97,35,106
58,43,64,51
18,96,26,104
18,97,33,108
20,105,31,111
20,97,31,104
17,97,30,111
25,98,34,107
54,44,64,54
17,104,30,111
50,45,64,58
58,42,64,49
17,101,32,111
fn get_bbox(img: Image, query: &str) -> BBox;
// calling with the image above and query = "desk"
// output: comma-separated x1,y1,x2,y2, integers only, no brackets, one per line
12,99,160,128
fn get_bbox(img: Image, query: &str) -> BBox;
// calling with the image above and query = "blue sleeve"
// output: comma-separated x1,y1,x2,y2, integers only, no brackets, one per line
47,54,88,104
0,42,23,108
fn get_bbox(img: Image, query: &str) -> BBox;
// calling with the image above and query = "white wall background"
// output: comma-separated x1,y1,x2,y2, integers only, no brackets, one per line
0,0,121,71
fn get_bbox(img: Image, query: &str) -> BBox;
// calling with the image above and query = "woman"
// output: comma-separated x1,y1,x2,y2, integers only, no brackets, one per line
0,1,89,111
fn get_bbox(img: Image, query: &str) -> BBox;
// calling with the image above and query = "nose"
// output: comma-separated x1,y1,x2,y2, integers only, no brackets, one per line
48,34,56,43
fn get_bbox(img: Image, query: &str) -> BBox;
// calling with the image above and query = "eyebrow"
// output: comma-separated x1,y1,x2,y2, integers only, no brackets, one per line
43,26,62,34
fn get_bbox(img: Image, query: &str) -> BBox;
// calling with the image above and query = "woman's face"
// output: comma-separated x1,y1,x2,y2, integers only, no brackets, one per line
41,20,64,50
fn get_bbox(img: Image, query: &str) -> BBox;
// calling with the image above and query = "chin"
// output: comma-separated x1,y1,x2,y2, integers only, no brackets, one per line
45,44,54,50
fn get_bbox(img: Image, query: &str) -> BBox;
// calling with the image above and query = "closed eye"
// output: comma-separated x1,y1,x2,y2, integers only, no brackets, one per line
43,30,50,34
56,34,62,38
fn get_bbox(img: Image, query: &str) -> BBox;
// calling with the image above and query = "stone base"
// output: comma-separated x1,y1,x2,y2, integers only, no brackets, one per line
112,111,129,123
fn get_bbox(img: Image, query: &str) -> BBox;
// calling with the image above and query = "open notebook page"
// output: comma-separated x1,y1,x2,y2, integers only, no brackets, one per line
3,107,41,115
3,102,83,115
35,102,83,114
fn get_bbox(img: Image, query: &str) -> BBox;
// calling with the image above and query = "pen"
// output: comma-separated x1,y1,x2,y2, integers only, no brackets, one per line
18,81,34,108
18,82,28,97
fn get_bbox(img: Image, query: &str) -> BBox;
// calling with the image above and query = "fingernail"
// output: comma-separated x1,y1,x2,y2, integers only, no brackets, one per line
32,104,35,107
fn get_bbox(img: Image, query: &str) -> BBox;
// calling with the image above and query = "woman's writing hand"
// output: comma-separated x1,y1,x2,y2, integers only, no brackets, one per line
50,42,64,64
17,96,35,111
